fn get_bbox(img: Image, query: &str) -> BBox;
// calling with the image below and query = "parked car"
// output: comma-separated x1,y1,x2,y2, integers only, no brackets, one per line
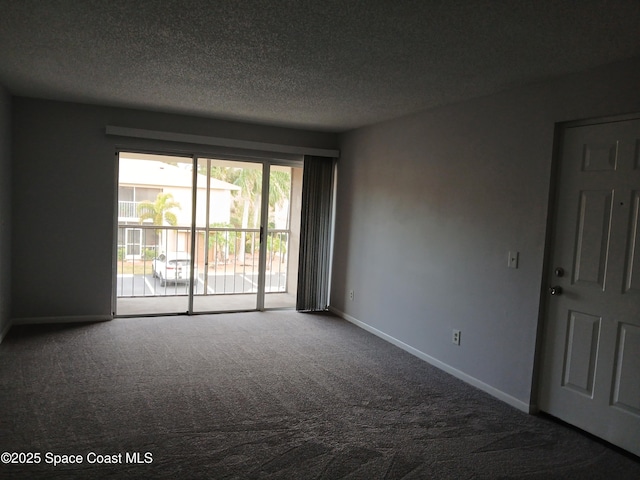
152,252,191,286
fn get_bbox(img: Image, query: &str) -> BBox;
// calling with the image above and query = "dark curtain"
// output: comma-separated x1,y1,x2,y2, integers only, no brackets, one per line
296,155,335,311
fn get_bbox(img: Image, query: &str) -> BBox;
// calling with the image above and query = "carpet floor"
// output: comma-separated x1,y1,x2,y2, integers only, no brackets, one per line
0,311,638,479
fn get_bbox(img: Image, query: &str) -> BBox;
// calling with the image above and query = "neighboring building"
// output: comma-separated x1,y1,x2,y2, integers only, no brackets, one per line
117,157,240,259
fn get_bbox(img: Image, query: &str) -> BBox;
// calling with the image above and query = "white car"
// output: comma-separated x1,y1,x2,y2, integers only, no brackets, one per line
152,252,191,286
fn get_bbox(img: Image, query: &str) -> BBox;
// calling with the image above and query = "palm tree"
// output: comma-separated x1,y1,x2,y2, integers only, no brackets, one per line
137,193,181,226
268,171,291,210
232,168,262,261
203,164,291,263
267,170,291,263
137,193,181,256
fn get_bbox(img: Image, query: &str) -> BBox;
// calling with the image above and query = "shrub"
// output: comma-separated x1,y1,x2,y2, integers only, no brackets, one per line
143,248,157,260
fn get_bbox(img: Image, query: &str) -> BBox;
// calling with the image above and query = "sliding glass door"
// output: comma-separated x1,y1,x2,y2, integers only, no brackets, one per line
115,152,194,315
192,158,263,312
114,152,302,316
263,164,303,309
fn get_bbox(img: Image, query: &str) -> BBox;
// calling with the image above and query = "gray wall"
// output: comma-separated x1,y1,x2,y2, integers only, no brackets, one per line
331,56,640,409
0,86,10,340
11,98,338,320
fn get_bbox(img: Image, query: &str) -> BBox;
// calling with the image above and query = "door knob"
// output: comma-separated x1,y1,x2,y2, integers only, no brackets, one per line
549,286,563,296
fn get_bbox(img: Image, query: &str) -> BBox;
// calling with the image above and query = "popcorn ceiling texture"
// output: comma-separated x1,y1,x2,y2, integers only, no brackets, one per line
1,0,639,131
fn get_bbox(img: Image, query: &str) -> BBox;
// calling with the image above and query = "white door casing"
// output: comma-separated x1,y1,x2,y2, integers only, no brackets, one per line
539,117,640,456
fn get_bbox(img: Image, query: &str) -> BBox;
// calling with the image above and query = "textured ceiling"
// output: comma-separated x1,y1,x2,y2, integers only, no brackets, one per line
1,0,640,132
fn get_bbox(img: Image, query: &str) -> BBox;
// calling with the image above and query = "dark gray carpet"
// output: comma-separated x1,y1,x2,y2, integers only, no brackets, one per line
0,311,638,479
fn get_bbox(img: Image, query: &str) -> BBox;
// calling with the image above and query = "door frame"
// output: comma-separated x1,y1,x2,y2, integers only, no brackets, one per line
124,227,143,259
113,147,304,316
534,110,640,424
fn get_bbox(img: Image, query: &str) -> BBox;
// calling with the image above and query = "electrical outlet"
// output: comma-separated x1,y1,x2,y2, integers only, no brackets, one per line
348,290,354,301
452,329,461,346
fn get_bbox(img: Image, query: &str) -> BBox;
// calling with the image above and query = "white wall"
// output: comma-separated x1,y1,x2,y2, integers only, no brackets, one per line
179,188,233,226
11,98,337,320
331,56,640,410
0,86,10,341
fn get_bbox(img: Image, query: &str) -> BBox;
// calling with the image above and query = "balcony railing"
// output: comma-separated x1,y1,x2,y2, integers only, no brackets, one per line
118,201,139,219
116,225,291,298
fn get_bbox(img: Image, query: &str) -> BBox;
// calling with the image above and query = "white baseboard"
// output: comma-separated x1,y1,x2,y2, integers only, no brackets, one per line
328,306,534,414
0,319,12,344
12,315,112,326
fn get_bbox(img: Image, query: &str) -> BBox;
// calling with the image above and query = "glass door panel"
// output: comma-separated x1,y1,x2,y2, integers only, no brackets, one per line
115,152,193,316
192,158,263,312
115,153,302,316
264,164,303,309
125,228,141,257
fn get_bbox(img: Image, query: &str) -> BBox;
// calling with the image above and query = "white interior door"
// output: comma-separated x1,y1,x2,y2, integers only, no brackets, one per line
539,117,640,456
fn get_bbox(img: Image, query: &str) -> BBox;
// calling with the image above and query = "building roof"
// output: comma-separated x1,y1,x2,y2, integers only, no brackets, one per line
118,158,240,191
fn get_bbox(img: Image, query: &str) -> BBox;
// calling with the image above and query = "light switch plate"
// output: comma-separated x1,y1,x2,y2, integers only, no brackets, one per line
508,251,519,269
